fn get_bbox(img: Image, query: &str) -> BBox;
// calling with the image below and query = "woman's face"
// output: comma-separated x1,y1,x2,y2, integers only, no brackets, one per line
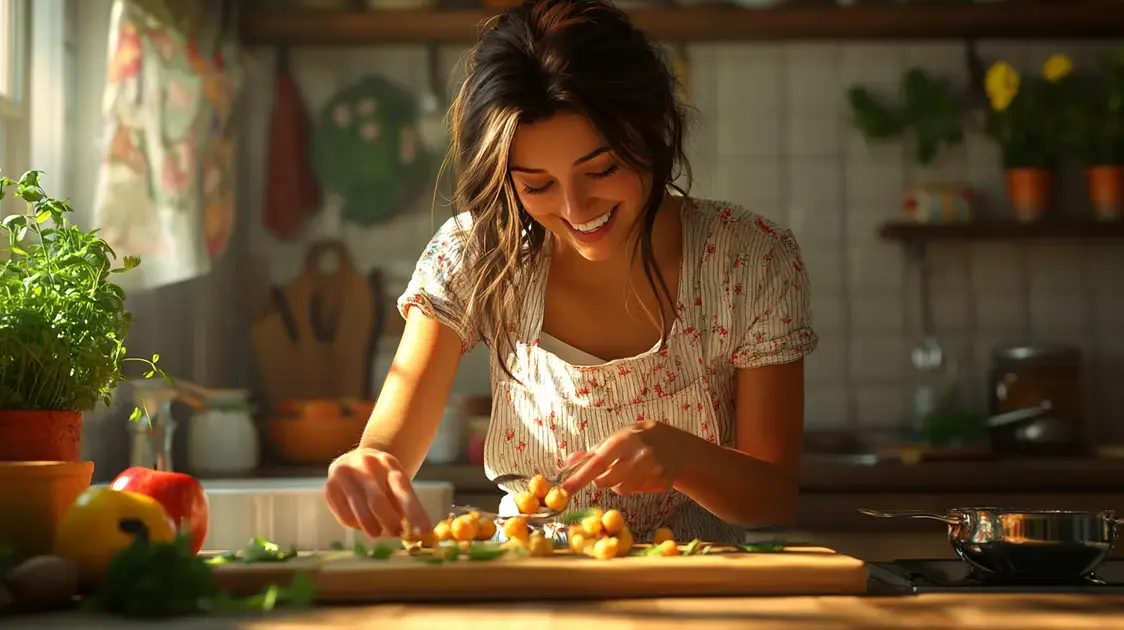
508,112,647,262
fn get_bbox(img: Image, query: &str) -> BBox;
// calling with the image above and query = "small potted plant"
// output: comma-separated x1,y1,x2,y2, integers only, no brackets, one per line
984,53,1073,222
0,170,164,558
1067,50,1124,221
847,68,973,223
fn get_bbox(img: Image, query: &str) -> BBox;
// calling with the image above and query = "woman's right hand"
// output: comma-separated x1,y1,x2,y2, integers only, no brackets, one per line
323,448,433,538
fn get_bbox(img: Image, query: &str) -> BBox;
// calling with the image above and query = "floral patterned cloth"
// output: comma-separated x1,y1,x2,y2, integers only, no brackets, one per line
398,199,818,543
93,0,240,290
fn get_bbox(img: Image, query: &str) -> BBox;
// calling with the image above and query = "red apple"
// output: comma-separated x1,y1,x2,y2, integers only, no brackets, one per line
110,467,210,555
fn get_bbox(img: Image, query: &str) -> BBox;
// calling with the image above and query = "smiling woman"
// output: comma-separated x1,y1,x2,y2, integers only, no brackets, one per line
322,0,818,546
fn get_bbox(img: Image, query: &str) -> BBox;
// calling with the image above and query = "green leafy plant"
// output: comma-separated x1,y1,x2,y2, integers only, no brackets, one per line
847,68,965,166
1064,50,1124,166
0,170,166,412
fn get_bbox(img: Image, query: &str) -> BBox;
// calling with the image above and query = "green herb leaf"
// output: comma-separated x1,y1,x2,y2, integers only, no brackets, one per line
682,539,702,556
741,541,786,553
329,541,345,551
467,543,507,561
559,508,597,525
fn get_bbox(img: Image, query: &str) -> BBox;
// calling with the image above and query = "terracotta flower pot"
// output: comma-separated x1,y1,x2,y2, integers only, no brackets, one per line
1004,168,1054,222
1086,165,1124,221
0,410,84,462
0,461,94,560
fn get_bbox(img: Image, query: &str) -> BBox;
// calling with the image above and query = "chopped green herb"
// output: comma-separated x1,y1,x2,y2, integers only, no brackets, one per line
467,543,508,561
741,541,786,553
559,508,598,525
206,537,298,565
682,539,702,556
329,541,345,551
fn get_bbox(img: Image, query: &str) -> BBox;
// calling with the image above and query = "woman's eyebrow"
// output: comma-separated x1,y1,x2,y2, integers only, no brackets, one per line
509,146,610,173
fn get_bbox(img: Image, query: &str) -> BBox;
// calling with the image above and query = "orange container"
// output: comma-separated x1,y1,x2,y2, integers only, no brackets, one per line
1005,168,1053,222
1087,165,1124,221
266,399,373,465
0,461,94,559
0,410,84,462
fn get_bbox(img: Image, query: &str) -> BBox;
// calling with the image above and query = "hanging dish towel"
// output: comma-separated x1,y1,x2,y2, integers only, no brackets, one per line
92,0,235,290
190,4,243,260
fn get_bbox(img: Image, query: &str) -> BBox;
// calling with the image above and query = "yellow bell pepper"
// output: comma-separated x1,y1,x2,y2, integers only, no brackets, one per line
54,486,176,585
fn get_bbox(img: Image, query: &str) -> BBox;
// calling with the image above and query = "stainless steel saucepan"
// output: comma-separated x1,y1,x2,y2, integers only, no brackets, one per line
860,508,1123,580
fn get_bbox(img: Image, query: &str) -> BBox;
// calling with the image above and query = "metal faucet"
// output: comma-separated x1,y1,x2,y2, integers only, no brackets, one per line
128,383,180,472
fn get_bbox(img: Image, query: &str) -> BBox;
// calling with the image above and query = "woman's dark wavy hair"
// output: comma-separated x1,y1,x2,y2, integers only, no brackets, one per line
445,0,693,376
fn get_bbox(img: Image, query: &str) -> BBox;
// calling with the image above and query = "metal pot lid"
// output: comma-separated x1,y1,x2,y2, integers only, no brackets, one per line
992,342,1083,366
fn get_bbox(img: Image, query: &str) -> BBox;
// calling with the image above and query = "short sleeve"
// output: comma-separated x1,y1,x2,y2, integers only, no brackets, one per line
397,215,482,354
728,227,818,369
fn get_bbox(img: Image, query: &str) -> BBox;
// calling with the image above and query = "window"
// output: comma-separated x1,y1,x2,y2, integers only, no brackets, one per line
0,0,28,197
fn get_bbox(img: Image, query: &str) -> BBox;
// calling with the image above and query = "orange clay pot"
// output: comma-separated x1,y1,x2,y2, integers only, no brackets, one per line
0,410,84,462
0,461,94,559
1004,168,1054,222
1086,165,1124,221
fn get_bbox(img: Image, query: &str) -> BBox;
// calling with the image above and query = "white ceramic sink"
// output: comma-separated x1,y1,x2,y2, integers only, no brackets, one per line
96,477,454,552
199,478,455,552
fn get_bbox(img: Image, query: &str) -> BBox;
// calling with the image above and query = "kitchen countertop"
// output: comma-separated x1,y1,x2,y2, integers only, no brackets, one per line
18,594,1124,628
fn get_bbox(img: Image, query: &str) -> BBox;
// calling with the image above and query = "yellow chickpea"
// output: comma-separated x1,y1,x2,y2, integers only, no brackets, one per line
657,539,680,556
580,514,603,537
503,516,530,542
527,474,552,499
432,519,452,542
569,532,593,553
528,532,554,557
543,486,570,512
475,517,498,541
600,509,625,535
513,491,541,515
652,527,675,545
593,536,620,560
450,514,480,542
615,526,633,557
501,537,528,554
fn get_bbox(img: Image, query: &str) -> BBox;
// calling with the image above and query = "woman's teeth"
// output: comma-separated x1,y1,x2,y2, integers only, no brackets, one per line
570,209,613,233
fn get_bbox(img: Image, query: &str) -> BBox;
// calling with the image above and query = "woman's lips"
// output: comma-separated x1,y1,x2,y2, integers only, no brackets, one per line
565,205,618,244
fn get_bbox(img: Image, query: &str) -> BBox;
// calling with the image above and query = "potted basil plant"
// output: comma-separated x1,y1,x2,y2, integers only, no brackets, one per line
0,170,167,462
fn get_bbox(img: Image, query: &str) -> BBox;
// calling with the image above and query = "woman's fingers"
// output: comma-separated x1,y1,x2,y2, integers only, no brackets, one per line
561,437,629,493
340,466,401,536
385,467,433,532
323,481,362,530
596,445,658,492
323,449,435,537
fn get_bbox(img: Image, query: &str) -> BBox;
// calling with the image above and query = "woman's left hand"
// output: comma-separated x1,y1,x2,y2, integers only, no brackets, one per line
560,420,682,496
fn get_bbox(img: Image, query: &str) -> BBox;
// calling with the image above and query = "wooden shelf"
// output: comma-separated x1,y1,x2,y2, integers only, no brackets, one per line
239,3,1124,46
879,220,1124,242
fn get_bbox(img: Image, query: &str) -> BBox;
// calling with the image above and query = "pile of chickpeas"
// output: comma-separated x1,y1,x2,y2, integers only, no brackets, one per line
513,474,571,514
404,472,687,561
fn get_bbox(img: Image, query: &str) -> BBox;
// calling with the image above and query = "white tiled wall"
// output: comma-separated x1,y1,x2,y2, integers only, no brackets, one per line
62,4,1124,441
233,38,1124,439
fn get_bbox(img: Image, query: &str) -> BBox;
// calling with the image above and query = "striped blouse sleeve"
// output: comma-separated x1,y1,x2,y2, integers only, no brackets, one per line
396,216,481,354
729,224,818,369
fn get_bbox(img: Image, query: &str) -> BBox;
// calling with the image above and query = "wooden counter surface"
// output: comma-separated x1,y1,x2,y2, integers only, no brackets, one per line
19,594,1124,629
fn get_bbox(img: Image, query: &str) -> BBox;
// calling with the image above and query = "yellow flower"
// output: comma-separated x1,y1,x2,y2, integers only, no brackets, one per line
985,61,1020,112
1042,53,1073,82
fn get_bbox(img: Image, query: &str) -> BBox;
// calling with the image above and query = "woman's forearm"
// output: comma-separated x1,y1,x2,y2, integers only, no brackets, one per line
668,428,800,528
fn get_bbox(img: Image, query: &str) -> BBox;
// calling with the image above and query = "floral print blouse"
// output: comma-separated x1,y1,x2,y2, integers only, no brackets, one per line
398,199,818,544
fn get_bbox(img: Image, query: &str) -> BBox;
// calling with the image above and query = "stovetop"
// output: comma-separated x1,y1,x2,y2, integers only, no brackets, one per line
869,559,1124,595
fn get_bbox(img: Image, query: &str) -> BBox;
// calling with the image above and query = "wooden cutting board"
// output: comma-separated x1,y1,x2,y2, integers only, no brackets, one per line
211,545,867,603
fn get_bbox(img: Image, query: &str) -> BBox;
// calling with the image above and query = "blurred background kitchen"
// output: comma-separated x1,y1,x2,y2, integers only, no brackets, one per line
3,0,1124,557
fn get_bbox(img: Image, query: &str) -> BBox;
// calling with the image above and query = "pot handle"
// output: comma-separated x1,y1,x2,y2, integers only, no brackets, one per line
858,509,961,525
